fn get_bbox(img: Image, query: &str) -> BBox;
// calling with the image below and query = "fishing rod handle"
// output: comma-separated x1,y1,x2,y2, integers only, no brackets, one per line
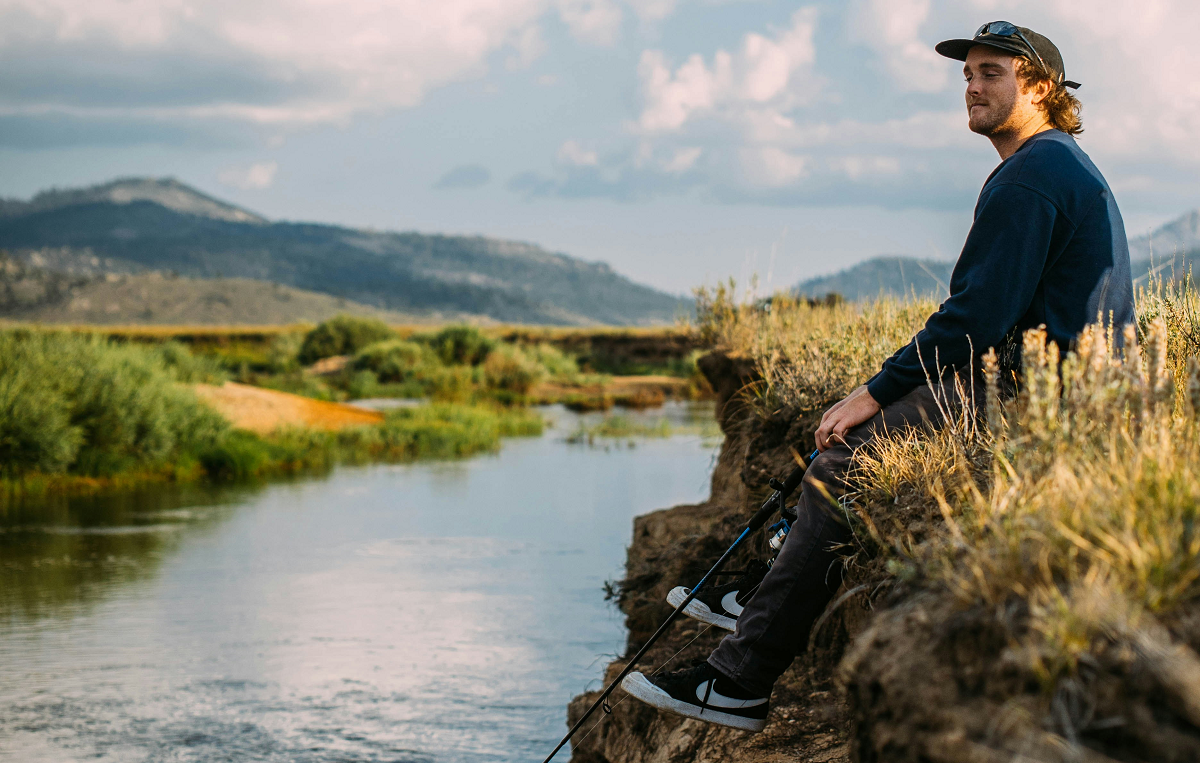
747,462,808,533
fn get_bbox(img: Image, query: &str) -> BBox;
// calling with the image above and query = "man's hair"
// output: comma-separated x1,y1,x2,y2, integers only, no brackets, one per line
1014,57,1083,135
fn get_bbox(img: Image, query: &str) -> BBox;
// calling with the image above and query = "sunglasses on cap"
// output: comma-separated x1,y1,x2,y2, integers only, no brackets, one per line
975,21,1055,83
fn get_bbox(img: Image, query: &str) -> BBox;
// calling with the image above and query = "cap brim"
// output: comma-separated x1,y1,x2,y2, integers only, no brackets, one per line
935,38,1027,62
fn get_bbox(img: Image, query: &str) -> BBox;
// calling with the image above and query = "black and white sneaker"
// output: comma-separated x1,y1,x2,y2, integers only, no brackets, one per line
666,560,769,631
621,662,769,732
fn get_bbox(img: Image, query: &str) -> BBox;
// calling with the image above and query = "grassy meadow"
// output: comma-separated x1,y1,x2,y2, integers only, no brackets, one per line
698,278,1200,741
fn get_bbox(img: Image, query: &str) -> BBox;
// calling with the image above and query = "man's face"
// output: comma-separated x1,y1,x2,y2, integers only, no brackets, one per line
963,46,1038,136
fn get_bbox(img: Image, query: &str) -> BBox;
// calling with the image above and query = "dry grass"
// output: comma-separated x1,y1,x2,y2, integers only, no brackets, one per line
699,279,1200,689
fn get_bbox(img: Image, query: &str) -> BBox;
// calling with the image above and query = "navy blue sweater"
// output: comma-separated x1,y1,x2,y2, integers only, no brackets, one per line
866,130,1135,407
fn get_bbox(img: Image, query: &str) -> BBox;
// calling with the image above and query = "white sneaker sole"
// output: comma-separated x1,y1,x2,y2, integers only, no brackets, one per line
620,673,767,732
666,586,737,631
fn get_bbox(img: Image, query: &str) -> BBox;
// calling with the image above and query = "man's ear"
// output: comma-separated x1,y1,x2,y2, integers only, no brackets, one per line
1030,78,1052,106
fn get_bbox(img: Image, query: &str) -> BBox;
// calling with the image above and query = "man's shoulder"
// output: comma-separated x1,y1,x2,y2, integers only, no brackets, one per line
990,131,1106,199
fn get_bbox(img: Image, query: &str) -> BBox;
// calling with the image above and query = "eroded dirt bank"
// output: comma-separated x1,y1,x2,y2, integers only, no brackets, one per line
566,352,1200,763
566,351,857,763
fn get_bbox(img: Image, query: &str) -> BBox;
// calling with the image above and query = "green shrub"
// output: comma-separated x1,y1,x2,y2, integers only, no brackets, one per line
0,331,231,476
424,365,478,402
155,341,228,384
0,359,81,473
524,343,578,376
298,315,395,365
421,325,495,366
353,339,438,382
483,345,546,395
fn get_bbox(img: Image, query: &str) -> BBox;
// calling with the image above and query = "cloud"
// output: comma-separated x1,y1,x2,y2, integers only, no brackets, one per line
556,140,599,167
636,7,819,132
0,0,649,140
662,146,702,173
217,161,278,190
557,0,624,45
848,0,947,93
739,146,808,187
433,164,492,190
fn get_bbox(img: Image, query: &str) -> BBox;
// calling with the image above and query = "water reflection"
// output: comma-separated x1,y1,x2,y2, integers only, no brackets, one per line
0,403,717,762
0,484,260,621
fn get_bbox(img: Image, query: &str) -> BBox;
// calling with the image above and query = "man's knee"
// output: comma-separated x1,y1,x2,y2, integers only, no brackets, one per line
802,448,851,504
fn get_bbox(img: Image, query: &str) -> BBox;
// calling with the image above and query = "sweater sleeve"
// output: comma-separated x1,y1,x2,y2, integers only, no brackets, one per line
866,182,1060,407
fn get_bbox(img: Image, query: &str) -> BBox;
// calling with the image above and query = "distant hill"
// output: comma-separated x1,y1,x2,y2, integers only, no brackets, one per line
795,256,953,301
794,210,1200,302
0,178,688,326
1129,209,1200,262
0,255,442,325
0,177,265,225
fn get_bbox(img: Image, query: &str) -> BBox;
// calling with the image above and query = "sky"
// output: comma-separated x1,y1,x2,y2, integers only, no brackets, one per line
1,0,1198,296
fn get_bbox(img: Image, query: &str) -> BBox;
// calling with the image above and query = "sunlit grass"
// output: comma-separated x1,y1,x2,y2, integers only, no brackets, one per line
698,278,1200,689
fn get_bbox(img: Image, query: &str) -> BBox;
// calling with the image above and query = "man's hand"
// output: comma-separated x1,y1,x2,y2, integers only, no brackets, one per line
814,385,881,452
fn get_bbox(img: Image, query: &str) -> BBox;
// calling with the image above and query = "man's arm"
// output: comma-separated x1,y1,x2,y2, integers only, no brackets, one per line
814,182,1062,450
865,182,1061,408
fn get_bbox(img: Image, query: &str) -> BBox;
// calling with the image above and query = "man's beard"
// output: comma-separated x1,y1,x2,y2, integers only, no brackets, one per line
968,101,1016,136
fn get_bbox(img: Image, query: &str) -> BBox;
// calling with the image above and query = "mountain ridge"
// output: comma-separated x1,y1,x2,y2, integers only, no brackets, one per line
0,178,687,326
796,208,1200,300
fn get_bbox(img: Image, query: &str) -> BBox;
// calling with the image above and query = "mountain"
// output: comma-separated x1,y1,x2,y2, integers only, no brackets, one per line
0,178,687,326
795,256,954,301
0,254,443,325
795,209,1200,302
0,177,265,225
1129,209,1200,262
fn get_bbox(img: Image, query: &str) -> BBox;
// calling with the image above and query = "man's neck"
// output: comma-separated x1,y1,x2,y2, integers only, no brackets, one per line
989,119,1053,160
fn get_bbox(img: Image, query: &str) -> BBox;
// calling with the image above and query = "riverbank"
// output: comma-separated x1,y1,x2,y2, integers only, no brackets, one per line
0,329,546,507
569,286,1200,762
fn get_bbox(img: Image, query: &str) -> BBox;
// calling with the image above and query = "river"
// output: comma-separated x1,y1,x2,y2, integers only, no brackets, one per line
0,403,718,762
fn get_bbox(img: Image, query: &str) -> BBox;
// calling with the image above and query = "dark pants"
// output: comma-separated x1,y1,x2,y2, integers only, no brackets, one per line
708,380,971,695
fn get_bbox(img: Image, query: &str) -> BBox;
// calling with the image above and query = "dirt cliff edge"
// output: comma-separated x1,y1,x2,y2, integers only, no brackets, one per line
565,352,858,763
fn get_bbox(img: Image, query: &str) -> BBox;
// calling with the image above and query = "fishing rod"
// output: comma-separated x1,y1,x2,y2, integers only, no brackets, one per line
540,449,820,762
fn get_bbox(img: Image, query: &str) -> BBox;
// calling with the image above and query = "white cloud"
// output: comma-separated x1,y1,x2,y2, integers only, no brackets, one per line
218,161,278,190
507,25,547,69
0,0,594,128
739,146,808,187
849,0,947,93
557,0,624,45
663,146,702,173
626,0,678,22
829,154,902,180
636,7,819,132
557,140,599,166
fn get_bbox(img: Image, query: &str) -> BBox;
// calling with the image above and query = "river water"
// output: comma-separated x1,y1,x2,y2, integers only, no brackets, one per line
0,404,718,762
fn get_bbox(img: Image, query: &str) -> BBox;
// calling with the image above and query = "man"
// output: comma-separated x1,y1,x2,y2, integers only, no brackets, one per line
621,22,1134,732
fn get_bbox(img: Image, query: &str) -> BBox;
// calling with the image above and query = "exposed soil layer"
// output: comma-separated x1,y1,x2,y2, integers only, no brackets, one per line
566,351,1200,763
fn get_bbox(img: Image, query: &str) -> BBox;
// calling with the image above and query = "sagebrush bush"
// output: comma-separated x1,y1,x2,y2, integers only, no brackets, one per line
523,342,578,376
483,344,546,395
0,331,230,476
298,315,395,365
420,325,495,366
353,339,439,382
